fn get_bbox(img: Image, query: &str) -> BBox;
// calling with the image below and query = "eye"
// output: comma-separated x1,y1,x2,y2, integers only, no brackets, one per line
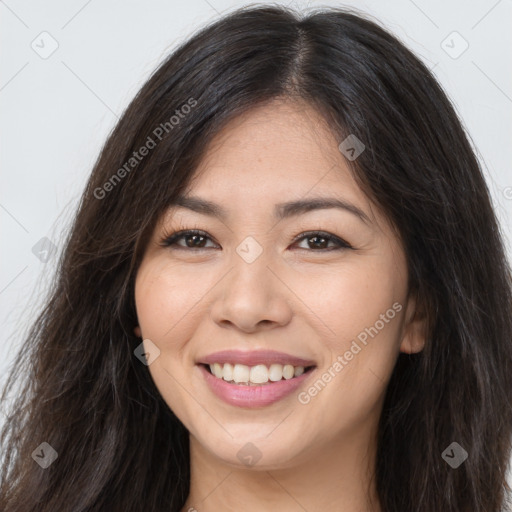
291,231,353,251
159,229,218,250
160,229,352,252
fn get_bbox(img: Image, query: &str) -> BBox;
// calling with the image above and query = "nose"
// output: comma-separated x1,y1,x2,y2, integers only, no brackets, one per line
209,249,293,334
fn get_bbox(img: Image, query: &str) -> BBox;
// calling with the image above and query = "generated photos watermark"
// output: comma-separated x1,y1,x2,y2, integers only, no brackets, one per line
298,302,403,404
94,97,198,200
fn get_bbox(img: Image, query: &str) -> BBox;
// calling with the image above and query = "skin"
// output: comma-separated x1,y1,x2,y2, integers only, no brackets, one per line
134,97,426,512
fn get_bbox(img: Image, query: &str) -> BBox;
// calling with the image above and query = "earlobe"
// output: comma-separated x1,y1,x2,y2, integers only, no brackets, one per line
400,326,426,354
134,326,142,337
399,294,427,354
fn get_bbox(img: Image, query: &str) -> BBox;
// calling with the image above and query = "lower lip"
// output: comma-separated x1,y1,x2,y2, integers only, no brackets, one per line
198,364,315,408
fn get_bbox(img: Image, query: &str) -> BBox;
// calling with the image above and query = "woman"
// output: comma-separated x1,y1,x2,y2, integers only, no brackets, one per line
1,5,511,511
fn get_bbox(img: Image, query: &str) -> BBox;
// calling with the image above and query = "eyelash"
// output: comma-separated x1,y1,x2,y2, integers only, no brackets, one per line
159,227,353,252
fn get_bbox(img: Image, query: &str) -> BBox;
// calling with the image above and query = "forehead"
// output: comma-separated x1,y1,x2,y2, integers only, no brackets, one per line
182,99,371,215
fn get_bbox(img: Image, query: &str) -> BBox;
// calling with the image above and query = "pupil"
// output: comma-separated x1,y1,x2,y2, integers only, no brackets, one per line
310,236,327,249
188,235,205,247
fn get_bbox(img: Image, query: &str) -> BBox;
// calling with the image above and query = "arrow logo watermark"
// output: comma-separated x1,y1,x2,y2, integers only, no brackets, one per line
236,442,262,467
31,442,58,469
31,237,57,263
338,134,365,161
441,441,468,468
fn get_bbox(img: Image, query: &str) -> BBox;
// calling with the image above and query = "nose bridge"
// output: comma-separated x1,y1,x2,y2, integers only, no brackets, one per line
210,235,291,331
231,234,272,292
227,235,275,306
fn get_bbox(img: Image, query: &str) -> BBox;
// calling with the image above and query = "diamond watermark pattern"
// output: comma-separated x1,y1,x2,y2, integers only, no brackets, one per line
441,441,468,468
338,134,365,161
237,442,262,467
32,442,58,469
31,31,59,59
134,338,161,366
31,237,57,263
441,31,469,59
236,236,263,264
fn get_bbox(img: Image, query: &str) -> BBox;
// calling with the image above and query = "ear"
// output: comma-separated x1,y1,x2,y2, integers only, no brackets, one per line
399,292,427,354
134,326,142,338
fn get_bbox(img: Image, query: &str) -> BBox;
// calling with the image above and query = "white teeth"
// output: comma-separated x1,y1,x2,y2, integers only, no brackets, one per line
282,364,294,379
208,363,308,384
268,364,283,381
212,363,223,378
249,364,268,384
222,363,233,381
294,366,305,377
233,364,249,383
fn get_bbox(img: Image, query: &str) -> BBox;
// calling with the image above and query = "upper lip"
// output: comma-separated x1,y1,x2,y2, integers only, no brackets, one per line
197,350,316,368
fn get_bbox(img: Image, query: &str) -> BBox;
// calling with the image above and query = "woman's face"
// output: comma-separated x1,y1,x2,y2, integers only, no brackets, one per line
134,98,425,469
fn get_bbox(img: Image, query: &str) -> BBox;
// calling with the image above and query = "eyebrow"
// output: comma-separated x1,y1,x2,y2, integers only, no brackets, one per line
170,195,371,225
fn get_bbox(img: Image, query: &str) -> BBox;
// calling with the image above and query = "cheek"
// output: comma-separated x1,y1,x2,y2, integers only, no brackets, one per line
134,257,210,342
298,255,405,352
296,253,406,410
134,259,206,425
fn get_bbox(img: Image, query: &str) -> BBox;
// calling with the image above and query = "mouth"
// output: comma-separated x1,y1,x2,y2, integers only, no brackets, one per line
197,357,317,408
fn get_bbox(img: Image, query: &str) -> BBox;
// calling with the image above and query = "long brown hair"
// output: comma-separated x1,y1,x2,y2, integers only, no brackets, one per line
1,5,511,511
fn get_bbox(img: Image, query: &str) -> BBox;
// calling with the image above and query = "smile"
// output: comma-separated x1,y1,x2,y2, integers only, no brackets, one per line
198,364,316,408
206,362,312,385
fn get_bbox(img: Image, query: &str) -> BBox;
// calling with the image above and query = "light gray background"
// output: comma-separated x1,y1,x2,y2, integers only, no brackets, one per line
1,0,511,498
